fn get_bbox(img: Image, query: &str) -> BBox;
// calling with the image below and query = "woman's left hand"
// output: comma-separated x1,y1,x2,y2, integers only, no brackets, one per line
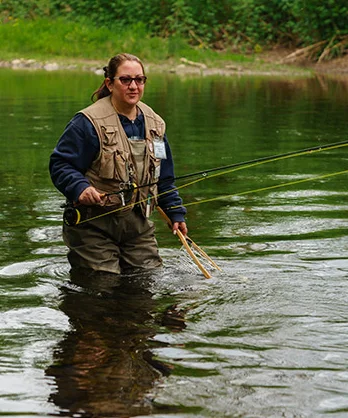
172,221,188,237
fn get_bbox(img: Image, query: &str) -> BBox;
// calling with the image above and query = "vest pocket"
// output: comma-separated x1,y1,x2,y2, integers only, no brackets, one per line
114,150,129,181
99,151,114,179
98,150,129,182
98,126,119,179
150,155,161,180
102,126,118,146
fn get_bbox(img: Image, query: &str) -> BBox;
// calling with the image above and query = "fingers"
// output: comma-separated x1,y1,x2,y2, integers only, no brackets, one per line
78,186,103,205
172,221,188,237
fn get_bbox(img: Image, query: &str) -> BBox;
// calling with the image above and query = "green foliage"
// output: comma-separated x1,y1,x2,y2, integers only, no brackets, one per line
0,0,64,20
0,0,347,59
291,0,348,42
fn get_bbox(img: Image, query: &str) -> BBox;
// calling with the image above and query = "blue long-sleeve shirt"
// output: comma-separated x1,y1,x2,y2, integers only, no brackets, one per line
49,112,186,223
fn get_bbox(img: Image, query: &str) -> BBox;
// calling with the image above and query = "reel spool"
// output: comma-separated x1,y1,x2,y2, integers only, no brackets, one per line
63,206,81,226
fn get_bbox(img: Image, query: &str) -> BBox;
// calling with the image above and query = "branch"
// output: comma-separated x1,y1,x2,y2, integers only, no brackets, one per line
278,40,327,63
317,35,337,63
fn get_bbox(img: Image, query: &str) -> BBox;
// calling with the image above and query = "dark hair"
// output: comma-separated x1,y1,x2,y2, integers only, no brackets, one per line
91,53,145,102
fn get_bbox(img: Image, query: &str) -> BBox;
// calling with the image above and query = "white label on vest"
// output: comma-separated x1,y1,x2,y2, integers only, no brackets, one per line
153,137,167,159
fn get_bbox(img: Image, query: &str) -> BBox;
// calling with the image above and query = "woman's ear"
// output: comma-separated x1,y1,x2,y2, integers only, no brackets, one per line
105,77,113,92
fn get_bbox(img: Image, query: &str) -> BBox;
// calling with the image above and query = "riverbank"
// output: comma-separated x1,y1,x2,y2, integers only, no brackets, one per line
1,48,347,77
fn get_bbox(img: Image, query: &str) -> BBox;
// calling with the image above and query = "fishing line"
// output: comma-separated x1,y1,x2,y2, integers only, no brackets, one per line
167,169,348,210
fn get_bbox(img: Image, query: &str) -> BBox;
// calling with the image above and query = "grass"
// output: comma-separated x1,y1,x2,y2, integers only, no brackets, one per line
0,17,255,66
0,17,317,77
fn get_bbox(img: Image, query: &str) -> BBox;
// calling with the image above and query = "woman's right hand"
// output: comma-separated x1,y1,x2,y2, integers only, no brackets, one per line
78,186,104,205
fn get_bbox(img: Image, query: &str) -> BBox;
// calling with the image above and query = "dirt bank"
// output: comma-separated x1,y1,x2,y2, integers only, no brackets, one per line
258,47,348,75
1,48,347,77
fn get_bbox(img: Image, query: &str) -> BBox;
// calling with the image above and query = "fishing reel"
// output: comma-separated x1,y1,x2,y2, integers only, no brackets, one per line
61,182,138,226
63,205,81,226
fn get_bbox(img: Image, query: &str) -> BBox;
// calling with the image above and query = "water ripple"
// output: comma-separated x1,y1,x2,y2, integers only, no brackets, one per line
0,257,69,279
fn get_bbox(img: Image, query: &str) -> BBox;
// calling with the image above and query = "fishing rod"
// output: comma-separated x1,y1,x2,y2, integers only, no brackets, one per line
63,140,348,226
67,167,348,226
167,169,348,210
103,139,348,198
175,139,348,181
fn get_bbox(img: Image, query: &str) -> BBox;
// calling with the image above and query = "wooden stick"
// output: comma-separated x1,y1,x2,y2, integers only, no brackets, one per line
187,237,222,271
157,208,221,271
157,206,221,271
156,206,213,279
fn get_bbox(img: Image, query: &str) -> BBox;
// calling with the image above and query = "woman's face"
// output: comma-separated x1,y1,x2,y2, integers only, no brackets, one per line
109,60,145,109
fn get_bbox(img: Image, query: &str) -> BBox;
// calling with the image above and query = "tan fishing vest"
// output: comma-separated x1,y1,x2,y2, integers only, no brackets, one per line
80,96,166,217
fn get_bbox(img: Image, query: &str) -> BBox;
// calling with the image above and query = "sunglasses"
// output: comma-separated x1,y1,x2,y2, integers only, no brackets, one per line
114,76,147,86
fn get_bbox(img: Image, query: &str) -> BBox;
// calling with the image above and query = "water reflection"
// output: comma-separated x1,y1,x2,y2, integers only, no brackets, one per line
46,268,186,417
1,68,348,416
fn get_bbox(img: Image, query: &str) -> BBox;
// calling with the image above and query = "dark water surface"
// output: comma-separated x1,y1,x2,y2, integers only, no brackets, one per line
0,68,348,417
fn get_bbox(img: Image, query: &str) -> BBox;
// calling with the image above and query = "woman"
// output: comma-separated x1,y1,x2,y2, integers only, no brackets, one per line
49,53,187,274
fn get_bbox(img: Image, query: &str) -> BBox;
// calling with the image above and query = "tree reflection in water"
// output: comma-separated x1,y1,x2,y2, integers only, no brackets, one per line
46,268,186,417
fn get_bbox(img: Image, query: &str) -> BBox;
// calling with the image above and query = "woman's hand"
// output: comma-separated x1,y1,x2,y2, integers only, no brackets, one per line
78,186,104,205
172,221,188,237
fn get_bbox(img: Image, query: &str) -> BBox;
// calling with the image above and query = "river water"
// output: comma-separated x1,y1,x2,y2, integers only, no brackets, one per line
0,68,347,417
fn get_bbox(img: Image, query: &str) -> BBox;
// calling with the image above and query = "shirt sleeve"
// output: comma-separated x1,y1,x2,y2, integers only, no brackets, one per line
49,113,100,202
157,134,187,223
